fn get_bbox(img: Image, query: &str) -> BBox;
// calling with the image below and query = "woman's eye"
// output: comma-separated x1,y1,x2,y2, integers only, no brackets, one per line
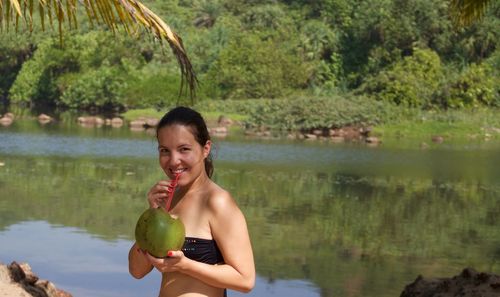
180,147,190,152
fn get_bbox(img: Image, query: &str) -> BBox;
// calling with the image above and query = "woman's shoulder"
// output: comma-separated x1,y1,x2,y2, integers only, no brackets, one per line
205,182,238,214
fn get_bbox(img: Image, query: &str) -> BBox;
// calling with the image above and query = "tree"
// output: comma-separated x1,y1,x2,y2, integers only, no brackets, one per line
451,0,492,26
0,0,196,96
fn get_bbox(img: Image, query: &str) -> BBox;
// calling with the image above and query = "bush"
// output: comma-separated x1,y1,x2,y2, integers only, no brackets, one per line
359,48,443,108
9,32,147,110
206,34,311,99
437,62,499,108
240,96,397,131
59,66,128,110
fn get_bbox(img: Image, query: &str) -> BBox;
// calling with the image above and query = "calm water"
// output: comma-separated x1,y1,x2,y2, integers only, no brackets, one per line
1,120,500,297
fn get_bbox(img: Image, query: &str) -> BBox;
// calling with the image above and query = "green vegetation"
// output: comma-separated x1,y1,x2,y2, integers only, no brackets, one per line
121,108,166,122
0,0,499,137
374,107,500,140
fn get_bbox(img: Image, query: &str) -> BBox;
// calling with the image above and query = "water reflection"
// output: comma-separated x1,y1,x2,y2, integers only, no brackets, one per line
1,124,500,297
2,130,500,183
0,221,320,297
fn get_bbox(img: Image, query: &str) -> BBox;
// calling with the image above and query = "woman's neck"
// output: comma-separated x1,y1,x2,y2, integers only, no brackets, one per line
176,171,211,200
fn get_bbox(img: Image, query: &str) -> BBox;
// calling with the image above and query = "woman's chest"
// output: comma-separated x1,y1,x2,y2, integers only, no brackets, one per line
173,200,212,238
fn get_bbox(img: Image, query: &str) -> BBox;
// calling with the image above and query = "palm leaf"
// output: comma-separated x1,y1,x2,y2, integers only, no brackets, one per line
0,0,197,97
450,0,491,26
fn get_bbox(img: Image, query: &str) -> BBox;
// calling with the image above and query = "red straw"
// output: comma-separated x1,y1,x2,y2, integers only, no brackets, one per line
165,173,181,212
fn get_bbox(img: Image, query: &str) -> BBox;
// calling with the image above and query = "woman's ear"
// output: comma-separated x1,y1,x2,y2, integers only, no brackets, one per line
203,140,212,159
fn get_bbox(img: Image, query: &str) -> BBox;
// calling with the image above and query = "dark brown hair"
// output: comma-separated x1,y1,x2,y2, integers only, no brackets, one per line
156,106,213,178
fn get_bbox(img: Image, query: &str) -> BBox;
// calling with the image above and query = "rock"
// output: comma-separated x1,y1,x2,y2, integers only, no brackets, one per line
420,142,429,149
360,126,372,137
365,136,381,144
304,134,317,140
209,126,228,136
3,112,15,119
129,119,146,129
312,129,323,136
145,118,159,128
400,267,500,297
217,115,233,126
0,116,13,126
0,263,10,283
77,116,104,126
38,114,52,124
1,261,73,297
431,135,444,143
341,126,361,140
8,262,26,282
111,117,124,127
0,282,28,296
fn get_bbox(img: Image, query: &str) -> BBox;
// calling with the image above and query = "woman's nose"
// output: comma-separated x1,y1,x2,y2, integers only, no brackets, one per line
170,153,182,166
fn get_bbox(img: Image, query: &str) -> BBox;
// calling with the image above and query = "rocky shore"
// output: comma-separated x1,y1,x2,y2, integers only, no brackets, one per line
2,261,499,297
0,112,385,144
0,262,71,297
401,268,500,297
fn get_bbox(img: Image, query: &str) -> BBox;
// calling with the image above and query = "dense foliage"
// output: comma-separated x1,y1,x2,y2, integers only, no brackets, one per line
0,0,498,129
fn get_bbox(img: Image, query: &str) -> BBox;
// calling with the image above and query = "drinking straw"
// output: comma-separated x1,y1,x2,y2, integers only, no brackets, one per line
165,173,181,212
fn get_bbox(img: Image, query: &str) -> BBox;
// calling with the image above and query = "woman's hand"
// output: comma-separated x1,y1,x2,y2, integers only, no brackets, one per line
145,250,187,273
147,180,175,209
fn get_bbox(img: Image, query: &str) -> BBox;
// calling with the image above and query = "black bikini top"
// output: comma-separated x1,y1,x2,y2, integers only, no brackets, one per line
182,237,225,265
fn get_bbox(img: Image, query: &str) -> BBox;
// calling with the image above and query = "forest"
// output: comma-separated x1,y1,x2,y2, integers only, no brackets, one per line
0,0,499,133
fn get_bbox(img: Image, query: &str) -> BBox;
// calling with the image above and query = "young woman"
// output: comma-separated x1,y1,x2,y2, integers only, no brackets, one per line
128,106,255,297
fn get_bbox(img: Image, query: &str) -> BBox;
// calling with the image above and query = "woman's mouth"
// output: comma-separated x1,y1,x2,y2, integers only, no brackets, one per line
170,168,187,175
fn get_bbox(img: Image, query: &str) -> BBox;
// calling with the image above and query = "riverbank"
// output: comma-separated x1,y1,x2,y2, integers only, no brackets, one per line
2,260,499,297
1,105,500,145
122,106,500,145
0,261,71,297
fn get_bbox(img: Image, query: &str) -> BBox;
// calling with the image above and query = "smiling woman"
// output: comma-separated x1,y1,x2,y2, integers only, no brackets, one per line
128,106,256,297
0,0,197,97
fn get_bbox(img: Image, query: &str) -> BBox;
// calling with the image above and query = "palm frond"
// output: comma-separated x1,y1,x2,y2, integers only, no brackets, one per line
0,0,197,98
450,0,491,26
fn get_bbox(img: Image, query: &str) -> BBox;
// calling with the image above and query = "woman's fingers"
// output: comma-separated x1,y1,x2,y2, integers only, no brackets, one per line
166,250,183,258
147,180,176,208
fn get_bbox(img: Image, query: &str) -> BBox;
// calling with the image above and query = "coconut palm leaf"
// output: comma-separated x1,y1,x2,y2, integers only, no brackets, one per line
0,0,197,97
450,0,491,26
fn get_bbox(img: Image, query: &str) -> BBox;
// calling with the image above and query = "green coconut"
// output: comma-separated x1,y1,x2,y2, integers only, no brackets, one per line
135,207,185,258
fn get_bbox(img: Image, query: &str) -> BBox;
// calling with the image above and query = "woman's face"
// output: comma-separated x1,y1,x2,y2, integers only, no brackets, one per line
157,124,211,185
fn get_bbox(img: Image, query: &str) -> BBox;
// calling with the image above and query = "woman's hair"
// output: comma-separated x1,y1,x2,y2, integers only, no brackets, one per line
156,106,213,178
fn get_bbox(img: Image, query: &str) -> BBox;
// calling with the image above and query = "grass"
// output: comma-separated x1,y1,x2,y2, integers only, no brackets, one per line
120,106,500,143
373,108,500,142
121,108,165,122
120,108,248,127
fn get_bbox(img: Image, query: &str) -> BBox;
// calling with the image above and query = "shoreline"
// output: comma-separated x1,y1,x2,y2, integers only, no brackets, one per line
2,111,500,147
2,260,499,297
0,261,72,297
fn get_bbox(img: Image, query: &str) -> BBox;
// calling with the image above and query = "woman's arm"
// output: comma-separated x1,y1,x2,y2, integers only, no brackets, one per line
128,242,154,279
145,191,255,292
186,191,255,292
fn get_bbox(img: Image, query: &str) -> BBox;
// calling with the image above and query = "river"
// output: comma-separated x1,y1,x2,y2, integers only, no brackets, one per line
1,119,499,297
